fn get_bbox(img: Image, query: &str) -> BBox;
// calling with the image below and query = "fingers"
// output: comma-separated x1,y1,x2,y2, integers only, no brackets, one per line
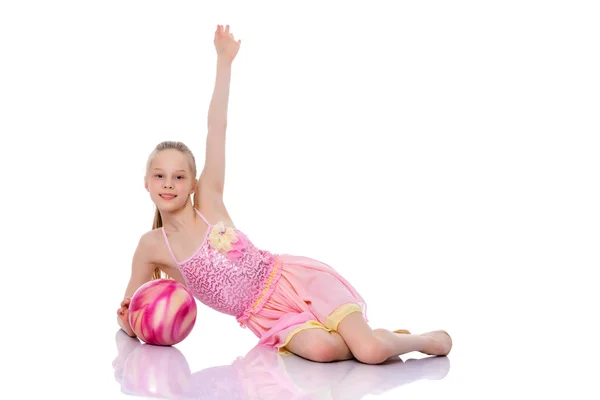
118,297,131,315
215,24,236,39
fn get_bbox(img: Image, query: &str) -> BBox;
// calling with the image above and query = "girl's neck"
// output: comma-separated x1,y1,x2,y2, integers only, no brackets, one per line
160,204,197,232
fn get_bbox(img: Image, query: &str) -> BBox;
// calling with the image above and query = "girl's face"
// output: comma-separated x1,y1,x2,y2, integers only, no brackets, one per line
145,149,196,212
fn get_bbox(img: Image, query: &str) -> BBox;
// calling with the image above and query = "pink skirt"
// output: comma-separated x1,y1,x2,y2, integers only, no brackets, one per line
243,254,368,354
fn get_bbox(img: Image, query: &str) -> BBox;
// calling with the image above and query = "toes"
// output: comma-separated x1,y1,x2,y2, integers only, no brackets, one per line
420,332,452,356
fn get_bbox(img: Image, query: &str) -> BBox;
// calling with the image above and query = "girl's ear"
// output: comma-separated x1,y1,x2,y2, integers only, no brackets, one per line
144,176,149,191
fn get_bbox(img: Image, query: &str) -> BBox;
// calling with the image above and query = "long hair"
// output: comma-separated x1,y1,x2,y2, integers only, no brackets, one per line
147,140,198,280
151,209,165,280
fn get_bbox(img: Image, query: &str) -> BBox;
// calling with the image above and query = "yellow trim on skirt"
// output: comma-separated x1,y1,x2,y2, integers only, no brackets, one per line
278,320,331,354
278,303,363,354
325,303,363,331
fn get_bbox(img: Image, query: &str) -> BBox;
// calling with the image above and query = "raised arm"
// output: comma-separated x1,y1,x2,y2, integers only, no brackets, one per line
199,25,241,196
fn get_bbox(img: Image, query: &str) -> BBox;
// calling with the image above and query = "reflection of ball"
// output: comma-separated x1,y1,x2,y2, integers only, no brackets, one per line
128,279,197,346
122,344,192,397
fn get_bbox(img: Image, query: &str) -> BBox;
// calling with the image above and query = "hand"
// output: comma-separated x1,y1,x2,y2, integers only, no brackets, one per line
117,297,136,337
120,297,131,309
214,24,240,63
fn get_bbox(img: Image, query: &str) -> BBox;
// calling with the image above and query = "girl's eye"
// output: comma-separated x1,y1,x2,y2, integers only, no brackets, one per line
156,174,163,178
177,175,184,180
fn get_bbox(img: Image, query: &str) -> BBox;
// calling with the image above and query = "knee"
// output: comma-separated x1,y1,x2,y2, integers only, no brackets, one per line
350,337,389,365
305,340,339,363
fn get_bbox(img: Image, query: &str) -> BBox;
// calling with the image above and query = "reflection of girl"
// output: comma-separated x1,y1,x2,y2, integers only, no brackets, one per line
112,331,451,399
116,24,452,363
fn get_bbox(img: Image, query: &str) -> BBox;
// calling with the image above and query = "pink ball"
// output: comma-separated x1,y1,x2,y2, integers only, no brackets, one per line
128,279,197,346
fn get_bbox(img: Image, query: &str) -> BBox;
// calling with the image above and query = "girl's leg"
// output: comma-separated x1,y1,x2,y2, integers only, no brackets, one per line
284,328,354,362
336,313,452,365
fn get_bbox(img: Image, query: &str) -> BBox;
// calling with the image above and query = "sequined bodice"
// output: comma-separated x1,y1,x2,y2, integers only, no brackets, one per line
165,215,279,324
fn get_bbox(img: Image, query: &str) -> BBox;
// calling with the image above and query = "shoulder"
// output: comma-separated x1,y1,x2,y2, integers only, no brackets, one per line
134,229,166,263
139,229,163,248
195,175,235,225
132,229,174,273
195,204,235,228
194,193,235,228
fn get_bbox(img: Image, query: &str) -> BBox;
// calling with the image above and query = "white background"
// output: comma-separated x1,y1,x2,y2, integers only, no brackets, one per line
1,0,599,398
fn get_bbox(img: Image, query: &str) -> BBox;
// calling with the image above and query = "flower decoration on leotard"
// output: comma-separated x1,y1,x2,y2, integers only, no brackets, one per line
208,221,248,262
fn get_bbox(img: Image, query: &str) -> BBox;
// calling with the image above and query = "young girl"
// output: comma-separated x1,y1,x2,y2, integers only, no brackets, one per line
117,25,452,364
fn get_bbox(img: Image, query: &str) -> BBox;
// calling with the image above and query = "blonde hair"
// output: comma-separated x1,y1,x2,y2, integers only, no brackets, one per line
147,141,198,280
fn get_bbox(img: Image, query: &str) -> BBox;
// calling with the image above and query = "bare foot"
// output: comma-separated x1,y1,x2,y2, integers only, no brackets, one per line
419,330,452,356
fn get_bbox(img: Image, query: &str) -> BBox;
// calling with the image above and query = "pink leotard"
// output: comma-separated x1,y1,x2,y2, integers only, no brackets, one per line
161,208,281,327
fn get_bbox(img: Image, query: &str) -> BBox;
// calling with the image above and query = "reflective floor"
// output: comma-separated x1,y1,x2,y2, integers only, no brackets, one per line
111,330,451,399
6,311,596,400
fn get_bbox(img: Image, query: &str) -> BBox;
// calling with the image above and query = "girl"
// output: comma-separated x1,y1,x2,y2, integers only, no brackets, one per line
117,25,452,364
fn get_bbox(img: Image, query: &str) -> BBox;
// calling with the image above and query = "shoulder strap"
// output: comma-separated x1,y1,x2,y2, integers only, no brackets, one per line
194,208,210,226
161,227,179,264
